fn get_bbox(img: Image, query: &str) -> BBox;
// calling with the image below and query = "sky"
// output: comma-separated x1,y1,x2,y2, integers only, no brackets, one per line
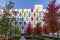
0,0,60,9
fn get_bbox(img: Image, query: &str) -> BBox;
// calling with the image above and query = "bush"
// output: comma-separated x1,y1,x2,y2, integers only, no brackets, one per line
41,36,60,40
24,35,60,40
37,37,44,40
44,38,54,40
33,35,44,40
24,35,32,39
50,37,60,40
33,35,60,40
13,36,21,40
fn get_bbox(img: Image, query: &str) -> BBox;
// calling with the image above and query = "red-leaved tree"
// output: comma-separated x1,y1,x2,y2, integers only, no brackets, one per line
32,22,42,35
26,22,33,35
44,0,60,36
43,25,50,35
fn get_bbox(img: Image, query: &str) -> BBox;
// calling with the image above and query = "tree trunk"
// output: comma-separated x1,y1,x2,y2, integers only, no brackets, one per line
57,31,59,38
52,32,54,37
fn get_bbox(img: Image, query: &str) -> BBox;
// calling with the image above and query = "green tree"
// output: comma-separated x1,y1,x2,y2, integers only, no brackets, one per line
12,27,21,34
0,1,15,34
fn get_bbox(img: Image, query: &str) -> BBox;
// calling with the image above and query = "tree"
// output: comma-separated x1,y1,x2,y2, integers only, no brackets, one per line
32,22,42,35
12,27,21,34
42,25,50,35
5,1,14,10
57,12,60,30
26,22,33,35
56,12,60,38
0,1,15,34
44,0,60,36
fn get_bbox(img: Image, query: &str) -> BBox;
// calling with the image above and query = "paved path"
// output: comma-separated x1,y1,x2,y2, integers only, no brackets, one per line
20,36,37,40
27,39,36,40
20,36,26,40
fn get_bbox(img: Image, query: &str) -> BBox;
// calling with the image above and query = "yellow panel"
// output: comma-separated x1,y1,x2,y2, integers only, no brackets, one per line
24,12,27,17
36,8,39,13
33,20,37,26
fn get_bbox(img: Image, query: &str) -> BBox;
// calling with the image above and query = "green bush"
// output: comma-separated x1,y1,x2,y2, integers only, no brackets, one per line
33,35,60,40
44,36,60,40
37,37,44,40
44,38,54,40
13,36,21,40
51,37,60,40
24,35,32,39
33,35,44,40
24,35,60,40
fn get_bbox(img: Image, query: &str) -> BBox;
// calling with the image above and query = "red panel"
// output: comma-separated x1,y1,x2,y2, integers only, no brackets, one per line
31,9,34,12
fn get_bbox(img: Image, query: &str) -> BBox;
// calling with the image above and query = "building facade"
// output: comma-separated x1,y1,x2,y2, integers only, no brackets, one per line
0,5,46,34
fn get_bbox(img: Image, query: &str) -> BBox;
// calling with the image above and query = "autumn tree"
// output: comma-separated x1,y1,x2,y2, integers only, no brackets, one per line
32,22,42,35
42,25,50,35
26,22,33,35
56,12,60,38
44,0,60,36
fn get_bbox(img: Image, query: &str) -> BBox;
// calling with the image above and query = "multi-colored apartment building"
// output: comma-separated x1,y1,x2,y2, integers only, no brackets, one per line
0,4,46,34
